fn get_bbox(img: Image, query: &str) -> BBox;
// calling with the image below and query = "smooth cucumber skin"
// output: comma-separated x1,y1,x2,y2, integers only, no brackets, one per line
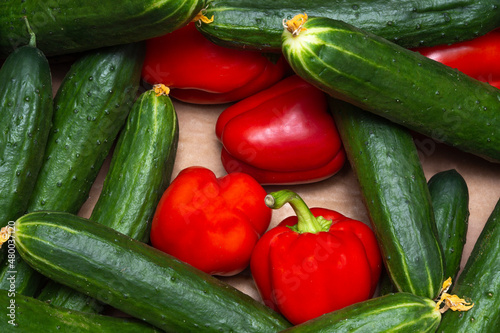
14,211,292,332
330,98,444,300
0,0,205,58
0,45,53,228
428,169,469,281
281,292,440,333
282,17,500,163
38,89,179,312
90,89,179,242
199,0,500,51
27,42,145,214
0,290,161,332
437,199,500,332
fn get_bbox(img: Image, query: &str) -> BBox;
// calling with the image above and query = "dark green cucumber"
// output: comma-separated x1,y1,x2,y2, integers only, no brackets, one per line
198,0,500,52
27,42,145,214
437,198,500,332
281,292,441,332
0,249,42,298
330,98,444,299
90,86,179,242
0,27,53,228
282,16,500,163
0,0,205,58
37,86,179,312
0,290,161,332
8,211,291,332
428,169,469,281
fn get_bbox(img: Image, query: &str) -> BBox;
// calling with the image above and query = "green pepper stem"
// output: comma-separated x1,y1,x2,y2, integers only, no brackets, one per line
265,190,332,233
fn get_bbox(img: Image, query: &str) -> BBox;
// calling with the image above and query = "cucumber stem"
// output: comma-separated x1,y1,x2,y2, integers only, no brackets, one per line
23,16,37,48
265,190,332,233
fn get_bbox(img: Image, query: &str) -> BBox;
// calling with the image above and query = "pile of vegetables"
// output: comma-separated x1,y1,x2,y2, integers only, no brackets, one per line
0,0,499,331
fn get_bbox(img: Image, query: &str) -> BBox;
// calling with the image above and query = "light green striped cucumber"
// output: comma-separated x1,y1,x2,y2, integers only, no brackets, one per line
428,169,469,281
437,198,500,332
330,98,444,299
37,85,179,312
281,292,441,332
7,211,292,332
281,15,500,163
0,290,162,332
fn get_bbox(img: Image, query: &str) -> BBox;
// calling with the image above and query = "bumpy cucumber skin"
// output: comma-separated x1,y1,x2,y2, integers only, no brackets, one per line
0,45,53,228
90,89,179,242
281,292,440,332
199,0,500,51
438,199,500,332
428,169,469,281
38,89,179,312
282,17,500,163
0,290,161,332
0,0,205,58
330,99,444,300
27,42,145,214
14,211,292,332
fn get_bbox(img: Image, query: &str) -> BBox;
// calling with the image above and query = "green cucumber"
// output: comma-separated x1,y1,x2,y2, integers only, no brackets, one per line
0,0,205,58
8,211,292,332
0,290,161,332
0,249,43,298
282,16,500,163
90,85,179,242
428,169,469,281
330,98,444,299
437,198,500,332
27,42,145,214
198,0,500,52
281,292,441,332
0,24,52,228
37,85,179,312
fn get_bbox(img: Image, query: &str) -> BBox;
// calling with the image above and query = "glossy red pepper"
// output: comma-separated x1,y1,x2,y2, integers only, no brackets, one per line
150,166,272,276
141,22,288,104
414,28,500,89
215,75,345,185
250,190,382,325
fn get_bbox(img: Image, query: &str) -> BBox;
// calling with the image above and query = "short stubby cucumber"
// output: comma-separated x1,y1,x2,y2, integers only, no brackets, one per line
0,290,162,332
6,211,292,332
27,42,145,214
37,85,179,312
199,0,500,52
281,292,441,332
282,15,500,163
0,26,53,228
0,0,205,58
330,98,444,299
428,169,469,281
437,198,500,332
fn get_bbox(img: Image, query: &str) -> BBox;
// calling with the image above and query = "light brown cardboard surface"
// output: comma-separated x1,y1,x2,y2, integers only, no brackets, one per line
51,61,500,303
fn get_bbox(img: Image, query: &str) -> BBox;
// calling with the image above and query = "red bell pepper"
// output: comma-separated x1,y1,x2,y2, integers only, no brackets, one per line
414,28,500,89
141,22,288,104
150,166,272,276
250,190,382,325
215,75,346,185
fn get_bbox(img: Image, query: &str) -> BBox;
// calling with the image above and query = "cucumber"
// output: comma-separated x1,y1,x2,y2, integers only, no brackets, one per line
437,198,500,332
90,85,179,242
282,15,500,163
0,24,53,228
0,0,205,58
198,0,500,52
27,42,145,214
7,211,292,332
330,98,444,299
428,169,469,281
0,290,161,332
37,85,179,312
281,292,441,332
0,249,43,298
